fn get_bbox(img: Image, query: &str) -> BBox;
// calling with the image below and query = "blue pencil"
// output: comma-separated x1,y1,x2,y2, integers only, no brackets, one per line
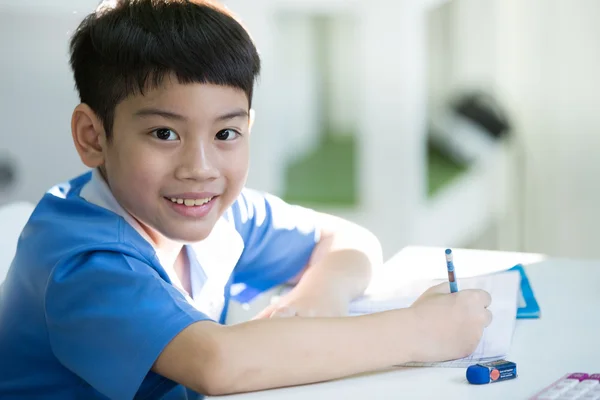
445,249,458,293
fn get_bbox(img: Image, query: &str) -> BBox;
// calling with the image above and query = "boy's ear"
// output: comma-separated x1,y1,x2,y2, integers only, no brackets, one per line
71,104,107,168
248,108,256,133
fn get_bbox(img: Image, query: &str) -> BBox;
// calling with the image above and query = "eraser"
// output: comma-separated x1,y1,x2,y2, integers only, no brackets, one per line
466,360,517,385
566,373,589,381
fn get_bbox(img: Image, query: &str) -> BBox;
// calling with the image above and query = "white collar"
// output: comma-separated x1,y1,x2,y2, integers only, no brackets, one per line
79,169,244,319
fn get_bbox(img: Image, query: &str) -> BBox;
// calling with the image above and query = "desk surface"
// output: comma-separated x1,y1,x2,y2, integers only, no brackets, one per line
214,255,600,400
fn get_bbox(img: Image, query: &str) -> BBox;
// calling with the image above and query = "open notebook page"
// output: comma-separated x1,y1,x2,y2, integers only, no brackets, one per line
365,245,545,293
348,270,521,367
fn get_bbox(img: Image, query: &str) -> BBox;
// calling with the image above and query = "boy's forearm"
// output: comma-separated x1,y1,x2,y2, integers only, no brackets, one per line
211,310,413,394
295,213,382,303
293,248,375,304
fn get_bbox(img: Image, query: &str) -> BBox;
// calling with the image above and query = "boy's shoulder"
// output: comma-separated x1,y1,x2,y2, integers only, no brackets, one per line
19,172,155,268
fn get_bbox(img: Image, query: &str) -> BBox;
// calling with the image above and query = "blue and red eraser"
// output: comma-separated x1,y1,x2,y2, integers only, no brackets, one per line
467,360,517,385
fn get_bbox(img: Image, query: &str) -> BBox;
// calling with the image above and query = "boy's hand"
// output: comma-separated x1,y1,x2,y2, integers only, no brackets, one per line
253,289,349,319
406,282,493,362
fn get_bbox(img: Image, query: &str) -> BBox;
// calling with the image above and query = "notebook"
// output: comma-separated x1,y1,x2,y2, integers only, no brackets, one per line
367,246,542,319
348,270,522,368
509,264,541,319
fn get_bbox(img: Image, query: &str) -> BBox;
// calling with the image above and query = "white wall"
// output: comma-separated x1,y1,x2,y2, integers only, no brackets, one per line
354,0,428,257
272,13,321,162
326,14,359,138
493,0,600,258
0,4,97,205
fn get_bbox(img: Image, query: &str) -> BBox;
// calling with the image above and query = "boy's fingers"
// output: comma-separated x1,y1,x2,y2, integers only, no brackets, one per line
252,304,277,320
269,306,297,318
418,282,449,298
430,282,450,294
484,308,493,327
468,289,492,308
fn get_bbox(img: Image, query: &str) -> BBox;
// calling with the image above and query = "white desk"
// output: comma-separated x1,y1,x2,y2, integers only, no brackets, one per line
214,249,600,399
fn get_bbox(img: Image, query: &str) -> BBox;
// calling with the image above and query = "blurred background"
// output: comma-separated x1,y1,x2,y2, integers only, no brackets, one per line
1,0,599,261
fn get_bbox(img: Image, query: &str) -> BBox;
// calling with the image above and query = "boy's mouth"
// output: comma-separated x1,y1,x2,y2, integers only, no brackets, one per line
166,196,214,207
163,194,219,218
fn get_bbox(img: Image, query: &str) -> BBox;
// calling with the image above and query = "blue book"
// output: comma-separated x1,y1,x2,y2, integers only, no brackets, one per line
507,264,541,319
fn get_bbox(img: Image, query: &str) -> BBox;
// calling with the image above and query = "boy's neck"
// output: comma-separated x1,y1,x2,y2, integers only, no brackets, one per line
132,216,191,295
130,215,194,296
137,221,184,267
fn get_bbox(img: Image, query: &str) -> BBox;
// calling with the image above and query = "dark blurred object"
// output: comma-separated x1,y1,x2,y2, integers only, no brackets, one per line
453,91,511,139
0,153,17,193
429,91,512,165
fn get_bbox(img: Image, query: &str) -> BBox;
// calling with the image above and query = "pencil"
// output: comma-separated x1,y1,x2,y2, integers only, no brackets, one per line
445,248,458,293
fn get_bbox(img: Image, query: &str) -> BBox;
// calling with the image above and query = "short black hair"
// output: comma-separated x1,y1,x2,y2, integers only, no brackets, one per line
69,0,261,138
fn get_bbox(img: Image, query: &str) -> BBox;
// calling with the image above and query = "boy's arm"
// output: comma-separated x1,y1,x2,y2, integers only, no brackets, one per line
230,189,380,318
155,310,410,396
256,212,382,318
154,283,493,396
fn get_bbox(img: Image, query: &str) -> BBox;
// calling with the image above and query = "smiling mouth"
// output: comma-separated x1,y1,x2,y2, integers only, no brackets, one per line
165,196,215,207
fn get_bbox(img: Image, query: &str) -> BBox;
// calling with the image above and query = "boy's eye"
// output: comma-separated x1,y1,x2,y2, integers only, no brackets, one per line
151,128,179,141
215,129,239,141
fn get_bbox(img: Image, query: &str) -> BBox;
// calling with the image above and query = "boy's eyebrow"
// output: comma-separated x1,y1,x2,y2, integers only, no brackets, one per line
133,108,248,122
215,109,249,122
134,108,187,121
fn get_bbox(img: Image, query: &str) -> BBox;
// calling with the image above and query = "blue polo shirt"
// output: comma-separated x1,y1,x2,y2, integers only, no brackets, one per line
0,171,320,399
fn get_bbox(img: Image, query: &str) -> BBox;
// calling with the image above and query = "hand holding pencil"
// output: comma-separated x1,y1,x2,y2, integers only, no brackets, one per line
405,249,493,362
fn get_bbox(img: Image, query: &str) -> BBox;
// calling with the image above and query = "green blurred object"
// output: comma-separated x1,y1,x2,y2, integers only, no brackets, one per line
283,135,357,207
282,136,467,207
427,143,467,197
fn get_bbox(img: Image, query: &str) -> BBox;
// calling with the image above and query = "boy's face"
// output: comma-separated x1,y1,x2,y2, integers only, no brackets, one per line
96,79,251,243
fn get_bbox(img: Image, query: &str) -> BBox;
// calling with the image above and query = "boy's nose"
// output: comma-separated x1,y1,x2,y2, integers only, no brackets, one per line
175,141,220,181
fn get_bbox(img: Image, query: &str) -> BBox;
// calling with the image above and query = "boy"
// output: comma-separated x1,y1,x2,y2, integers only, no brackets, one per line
0,1,492,399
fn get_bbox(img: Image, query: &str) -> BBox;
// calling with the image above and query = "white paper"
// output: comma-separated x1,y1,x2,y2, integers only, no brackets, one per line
364,245,545,295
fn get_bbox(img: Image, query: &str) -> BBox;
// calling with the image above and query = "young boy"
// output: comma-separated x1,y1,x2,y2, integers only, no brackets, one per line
0,1,492,399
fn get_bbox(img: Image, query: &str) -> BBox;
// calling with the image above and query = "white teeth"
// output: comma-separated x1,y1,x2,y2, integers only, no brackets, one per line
169,197,213,207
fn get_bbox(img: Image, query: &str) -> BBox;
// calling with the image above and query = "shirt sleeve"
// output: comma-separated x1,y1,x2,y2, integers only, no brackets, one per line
45,249,211,400
228,188,321,295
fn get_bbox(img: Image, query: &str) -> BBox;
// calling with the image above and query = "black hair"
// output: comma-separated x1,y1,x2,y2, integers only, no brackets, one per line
69,0,261,138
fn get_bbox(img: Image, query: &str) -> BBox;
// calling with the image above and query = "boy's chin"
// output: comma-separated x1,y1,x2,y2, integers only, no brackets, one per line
159,223,215,244
169,229,213,244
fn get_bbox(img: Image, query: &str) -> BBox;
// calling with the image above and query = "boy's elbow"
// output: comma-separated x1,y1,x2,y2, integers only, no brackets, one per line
155,322,247,396
192,342,238,396
197,374,233,397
